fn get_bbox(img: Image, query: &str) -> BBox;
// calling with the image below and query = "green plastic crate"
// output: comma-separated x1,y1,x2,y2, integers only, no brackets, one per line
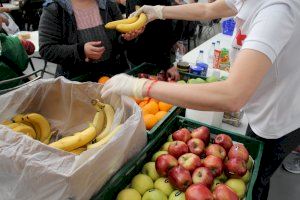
93,116,264,200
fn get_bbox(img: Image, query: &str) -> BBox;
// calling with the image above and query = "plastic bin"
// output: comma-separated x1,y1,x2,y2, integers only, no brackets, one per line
222,18,236,36
93,115,264,200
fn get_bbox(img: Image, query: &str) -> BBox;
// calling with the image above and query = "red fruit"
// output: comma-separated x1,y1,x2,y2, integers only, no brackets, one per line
213,184,239,200
178,153,202,171
192,167,214,188
168,141,189,159
191,126,210,145
185,183,213,200
187,138,205,156
228,143,249,162
168,166,192,191
172,128,191,143
225,157,247,177
203,155,223,177
214,134,233,152
155,154,178,176
205,144,226,160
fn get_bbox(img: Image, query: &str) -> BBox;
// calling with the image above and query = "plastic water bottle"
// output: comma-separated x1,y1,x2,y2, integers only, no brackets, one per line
208,42,215,67
196,50,204,66
195,50,208,77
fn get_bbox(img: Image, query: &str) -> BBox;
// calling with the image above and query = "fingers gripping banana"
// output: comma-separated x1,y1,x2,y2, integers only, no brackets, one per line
49,126,96,151
23,113,51,143
105,16,139,29
87,125,122,149
13,124,36,139
116,13,147,33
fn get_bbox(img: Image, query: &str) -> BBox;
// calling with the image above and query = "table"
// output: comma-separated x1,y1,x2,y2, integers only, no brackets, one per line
2,3,20,10
182,33,248,135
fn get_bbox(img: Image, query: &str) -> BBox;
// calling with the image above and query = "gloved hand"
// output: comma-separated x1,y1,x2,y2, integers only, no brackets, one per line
101,74,149,99
130,5,165,23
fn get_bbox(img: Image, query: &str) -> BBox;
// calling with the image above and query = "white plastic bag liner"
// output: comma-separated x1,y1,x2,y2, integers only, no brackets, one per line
0,77,147,200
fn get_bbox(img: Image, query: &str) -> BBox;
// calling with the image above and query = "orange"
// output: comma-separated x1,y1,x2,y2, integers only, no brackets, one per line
143,97,150,101
134,98,143,104
144,114,158,130
158,102,173,112
155,111,167,121
149,98,159,104
98,76,110,84
142,101,159,115
139,101,148,108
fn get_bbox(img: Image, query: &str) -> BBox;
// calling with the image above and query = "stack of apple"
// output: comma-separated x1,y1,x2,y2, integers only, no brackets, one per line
117,126,254,200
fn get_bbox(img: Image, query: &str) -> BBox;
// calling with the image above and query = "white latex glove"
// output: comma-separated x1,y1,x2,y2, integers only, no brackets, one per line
130,5,165,23
101,74,149,99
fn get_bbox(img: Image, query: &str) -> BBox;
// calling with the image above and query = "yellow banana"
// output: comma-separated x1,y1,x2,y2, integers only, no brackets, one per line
49,126,96,152
7,123,21,129
42,130,57,144
1,120,13,125
70,147,87,155
93,111,106,135
116,13,147,33
12,114,35,127
91,100,115,141
105,16,139,29
13,124,36,139
23,113,50,143
87,125,122,149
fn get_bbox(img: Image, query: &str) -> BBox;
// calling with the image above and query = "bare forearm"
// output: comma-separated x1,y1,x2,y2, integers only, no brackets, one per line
163,0,236,21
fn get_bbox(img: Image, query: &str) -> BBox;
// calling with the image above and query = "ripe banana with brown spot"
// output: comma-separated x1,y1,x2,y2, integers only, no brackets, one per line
87,125,122,149
12,124,36,139
23,113,50,143
91,99,115,141
116,13,147,33
49,126,96,152
105,16,139,29
12,114,34,127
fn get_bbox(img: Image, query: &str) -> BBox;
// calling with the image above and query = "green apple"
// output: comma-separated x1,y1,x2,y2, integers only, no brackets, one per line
151,151,168,162
117,188,141,200
154,178,174,196
206,76,218,83
142,189,168,200
142,162,160,181
168,134,173,142
247,155,254,170
211,178,222,191
177,80,186,84
216,172,228,182
225,179,246,199
169,190,186,200
132,174,154,195
241,170,251,183
161,142,173,151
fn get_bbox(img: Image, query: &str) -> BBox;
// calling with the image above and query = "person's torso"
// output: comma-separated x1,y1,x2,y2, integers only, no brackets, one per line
229,0,300,138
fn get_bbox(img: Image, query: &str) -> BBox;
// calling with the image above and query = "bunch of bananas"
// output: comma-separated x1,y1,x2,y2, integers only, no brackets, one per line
2,113,52,144
1,99,122,155
105,13,147,33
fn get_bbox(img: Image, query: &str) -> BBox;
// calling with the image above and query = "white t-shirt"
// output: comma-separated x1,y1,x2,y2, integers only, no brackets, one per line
225,0,300,139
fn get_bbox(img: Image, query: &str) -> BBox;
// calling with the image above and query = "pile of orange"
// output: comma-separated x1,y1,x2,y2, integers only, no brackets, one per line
98,76,110,84
134,97,173,130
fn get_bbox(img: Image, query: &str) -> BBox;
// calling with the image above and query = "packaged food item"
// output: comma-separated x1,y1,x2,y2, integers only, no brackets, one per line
177,61,190,73
219,48,230,72
190,63,208,77
213,41,221,69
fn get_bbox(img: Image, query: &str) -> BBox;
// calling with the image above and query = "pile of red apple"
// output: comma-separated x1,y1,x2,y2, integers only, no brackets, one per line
154,126,253,200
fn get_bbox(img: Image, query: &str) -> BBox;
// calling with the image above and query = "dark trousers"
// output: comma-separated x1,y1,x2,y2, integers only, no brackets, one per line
246,126,300,200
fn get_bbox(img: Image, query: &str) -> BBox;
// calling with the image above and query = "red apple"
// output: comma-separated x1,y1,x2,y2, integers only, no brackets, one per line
168,166,192,191
155,154,178,176
172,128,191,143
168,141,189,159
191,126,210,145
214,134,233,152
228,143,249,162
178,153,202,171
187,138,205,156
205,144,226,160
203,155,223,177
192,167,214,188
213,184,239,200
224,157,247,177
185,183,213,200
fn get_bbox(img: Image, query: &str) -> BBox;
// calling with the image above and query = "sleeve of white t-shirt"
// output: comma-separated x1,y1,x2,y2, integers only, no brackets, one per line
242,3,295,63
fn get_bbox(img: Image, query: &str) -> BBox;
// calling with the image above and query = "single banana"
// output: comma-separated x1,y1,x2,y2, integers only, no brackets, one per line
7,123,21,129
13,124,36,139
49,126,96,152
42,130,57,145
91,100,115,141
116,13,147,33
23,113,50,143
70,147,87,155
12,114,35,127
87,125,122,149
1,120,13,125
105,16,139,29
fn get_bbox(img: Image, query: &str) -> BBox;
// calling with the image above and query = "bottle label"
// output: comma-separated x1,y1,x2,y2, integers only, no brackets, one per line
213,50,221,69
